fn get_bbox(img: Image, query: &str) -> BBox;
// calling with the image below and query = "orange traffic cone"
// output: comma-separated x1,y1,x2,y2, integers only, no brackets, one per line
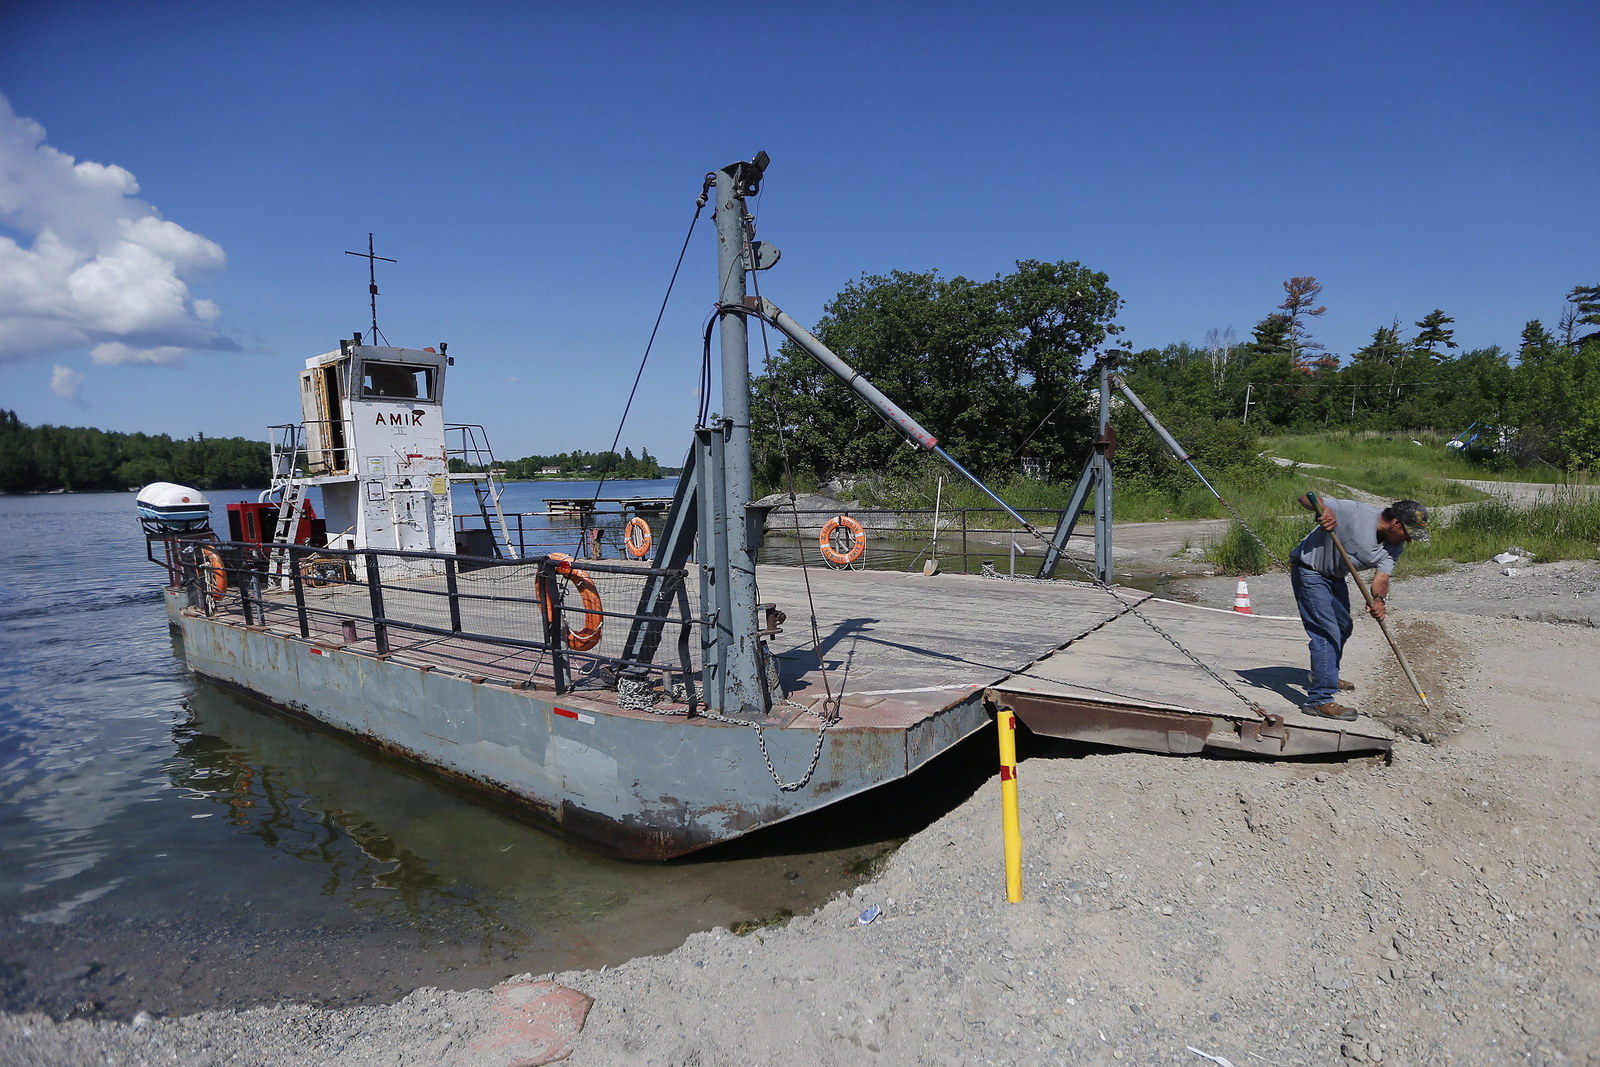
1232,578,1253,614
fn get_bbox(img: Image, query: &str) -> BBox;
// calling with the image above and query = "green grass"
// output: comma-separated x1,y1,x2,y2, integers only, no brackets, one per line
1206,486,1600,576
1262,430,1597,486
1431,490,1600,567
1205,515,1310,575
830,431,1599,572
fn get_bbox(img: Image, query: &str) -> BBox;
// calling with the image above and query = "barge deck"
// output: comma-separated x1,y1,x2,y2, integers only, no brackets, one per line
174,561,1390,859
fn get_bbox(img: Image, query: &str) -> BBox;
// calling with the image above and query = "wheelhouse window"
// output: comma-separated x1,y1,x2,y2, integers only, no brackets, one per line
360,361,437,401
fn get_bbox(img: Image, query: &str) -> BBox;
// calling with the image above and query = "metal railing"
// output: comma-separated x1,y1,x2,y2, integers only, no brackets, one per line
456,502,1103,577
457,505,670,562
757,505,1097,578
270,420,352,479
155,536,700,702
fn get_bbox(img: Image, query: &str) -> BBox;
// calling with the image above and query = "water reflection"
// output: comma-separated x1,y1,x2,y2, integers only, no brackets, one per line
169,682,543,958
0,487,979,1021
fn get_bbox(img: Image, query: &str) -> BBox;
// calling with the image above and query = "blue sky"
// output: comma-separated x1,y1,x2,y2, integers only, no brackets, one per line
2,1,1595,461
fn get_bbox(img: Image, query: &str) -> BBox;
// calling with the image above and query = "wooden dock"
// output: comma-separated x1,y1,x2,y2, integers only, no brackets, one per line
544,496,673,515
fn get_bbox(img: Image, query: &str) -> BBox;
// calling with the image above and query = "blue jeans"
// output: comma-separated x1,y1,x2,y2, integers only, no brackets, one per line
1291,565,1352,705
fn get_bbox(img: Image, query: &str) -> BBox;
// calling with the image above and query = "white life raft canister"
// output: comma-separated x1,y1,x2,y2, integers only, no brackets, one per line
136,482,213,534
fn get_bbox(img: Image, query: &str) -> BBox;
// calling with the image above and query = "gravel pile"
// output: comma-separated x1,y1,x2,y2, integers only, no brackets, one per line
5,564,1598,1065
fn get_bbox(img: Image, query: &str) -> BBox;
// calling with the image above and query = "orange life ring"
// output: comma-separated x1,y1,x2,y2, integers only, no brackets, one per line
546,552,604,651
200,546,229,600
819,515,866,567
624,516,653,559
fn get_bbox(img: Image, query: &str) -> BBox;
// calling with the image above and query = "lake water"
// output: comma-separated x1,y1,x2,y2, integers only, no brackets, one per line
0,484,992,1020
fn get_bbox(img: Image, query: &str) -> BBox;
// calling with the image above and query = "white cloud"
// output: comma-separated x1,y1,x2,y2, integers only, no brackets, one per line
90,342,187,365
0,94,235,367
49,364,85,402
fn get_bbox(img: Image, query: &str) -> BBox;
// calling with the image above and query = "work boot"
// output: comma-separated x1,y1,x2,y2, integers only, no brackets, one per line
1305,701,1358,721
1306,676,1356,691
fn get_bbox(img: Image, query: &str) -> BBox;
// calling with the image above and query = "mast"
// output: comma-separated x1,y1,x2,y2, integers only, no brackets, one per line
708,154,770,718
344,233,396,345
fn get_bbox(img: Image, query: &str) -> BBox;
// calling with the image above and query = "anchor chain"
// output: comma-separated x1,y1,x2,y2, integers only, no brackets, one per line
614,678,840,791
1213,492,1291,572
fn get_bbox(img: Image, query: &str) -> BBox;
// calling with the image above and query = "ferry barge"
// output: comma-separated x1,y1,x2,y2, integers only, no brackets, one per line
141,154,1391,860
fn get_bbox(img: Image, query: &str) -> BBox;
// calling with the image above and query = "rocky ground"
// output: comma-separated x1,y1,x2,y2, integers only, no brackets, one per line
4,560,1597,1066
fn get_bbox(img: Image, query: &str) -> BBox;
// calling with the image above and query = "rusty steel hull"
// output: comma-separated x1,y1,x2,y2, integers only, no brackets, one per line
167,590,988,860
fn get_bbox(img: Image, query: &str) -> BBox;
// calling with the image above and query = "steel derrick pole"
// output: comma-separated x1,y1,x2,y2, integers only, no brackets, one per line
708,156,770,719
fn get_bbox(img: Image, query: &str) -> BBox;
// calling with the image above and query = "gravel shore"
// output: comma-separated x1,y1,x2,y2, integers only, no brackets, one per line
6,560,1597,1066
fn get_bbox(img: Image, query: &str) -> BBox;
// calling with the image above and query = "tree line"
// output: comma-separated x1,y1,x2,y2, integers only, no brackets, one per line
0,406,669,492
752,270,1600,485
1118,280,1600,472
0,410,269,493
450,446,666,480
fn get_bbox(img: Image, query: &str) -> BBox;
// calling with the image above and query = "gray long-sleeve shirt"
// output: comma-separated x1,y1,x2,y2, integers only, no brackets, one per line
1292,495,1403,577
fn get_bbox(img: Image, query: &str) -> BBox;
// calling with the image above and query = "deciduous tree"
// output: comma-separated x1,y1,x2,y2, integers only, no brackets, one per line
751,261,1123,485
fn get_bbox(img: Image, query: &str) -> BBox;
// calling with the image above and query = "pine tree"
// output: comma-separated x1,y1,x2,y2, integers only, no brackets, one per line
1413,310,1458,359
1277,277,1327,372
1519,320,1556,364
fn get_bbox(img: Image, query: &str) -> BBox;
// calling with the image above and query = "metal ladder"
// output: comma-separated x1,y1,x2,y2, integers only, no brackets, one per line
450,469,518,559
267,477,309,588
445,424,518,560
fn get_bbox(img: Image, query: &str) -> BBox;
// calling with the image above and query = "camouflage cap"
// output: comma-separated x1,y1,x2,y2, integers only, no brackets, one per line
1391,500,1430,543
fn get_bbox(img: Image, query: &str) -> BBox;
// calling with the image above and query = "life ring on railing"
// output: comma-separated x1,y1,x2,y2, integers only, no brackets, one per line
546,552,604,651
623,516,652,559
819,515,866,567
200,546,229,600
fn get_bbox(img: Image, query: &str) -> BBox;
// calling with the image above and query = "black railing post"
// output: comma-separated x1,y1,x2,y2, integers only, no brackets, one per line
538,559,568,694
961,509,969,574
365,552,389,654
445,557,463,634
290,545,310,638
242,561,258,626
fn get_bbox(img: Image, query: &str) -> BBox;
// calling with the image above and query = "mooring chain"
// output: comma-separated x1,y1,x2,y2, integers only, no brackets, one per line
1213,492,1291,572
996,516,1270,719
615,679,838,791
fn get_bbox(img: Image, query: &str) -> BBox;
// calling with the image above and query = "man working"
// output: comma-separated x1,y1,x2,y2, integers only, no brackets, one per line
1289,494,1430,721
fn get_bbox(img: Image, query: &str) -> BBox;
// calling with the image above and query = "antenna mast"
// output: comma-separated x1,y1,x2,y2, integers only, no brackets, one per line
344,233,397,344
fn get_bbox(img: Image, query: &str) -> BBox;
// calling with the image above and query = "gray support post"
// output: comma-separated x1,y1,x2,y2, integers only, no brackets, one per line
1036,455,1097,579
710,158,769,720
621,443,699,669
693,430,717,689
705,424,735,711
1093,359,1114,584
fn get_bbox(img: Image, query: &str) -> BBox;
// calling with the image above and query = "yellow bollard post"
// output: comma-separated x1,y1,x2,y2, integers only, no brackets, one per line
996,707,1023,903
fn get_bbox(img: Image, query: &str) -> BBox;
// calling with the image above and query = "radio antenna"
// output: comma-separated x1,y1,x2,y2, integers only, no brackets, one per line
344,233,397,344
